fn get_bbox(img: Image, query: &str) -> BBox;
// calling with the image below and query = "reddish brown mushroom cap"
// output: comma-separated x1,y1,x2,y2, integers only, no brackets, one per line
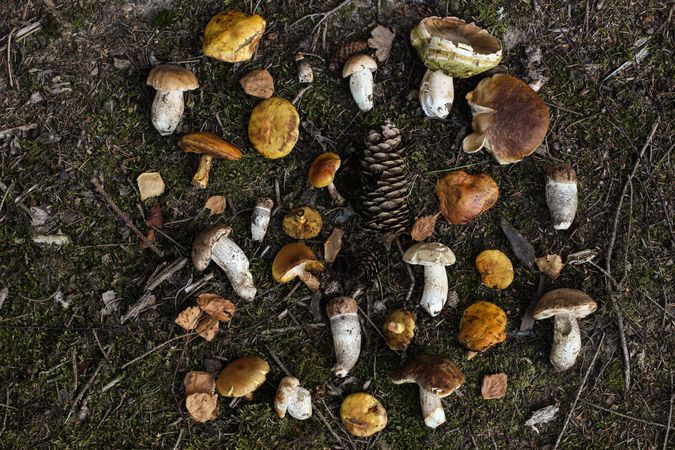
309,152,341,188
532,288,597,320
435,170,499,224
390,354,464,397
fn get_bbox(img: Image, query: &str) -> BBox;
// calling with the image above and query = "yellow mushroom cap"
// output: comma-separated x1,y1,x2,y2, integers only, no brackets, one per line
458,301,507,352
475,250,514,289
216,356,270,398
308,152,341,188
282,206,323,239
202,10,266,63
272,242,324,283
178,132,243,160
340,392,388,437
248,97,300,159
382,309,415,351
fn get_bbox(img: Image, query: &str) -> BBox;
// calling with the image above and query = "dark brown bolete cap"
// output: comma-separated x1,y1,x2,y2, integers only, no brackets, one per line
147,64,199,91
532,288,597,320
390,354,464,397
178,132,243,160
545,163,577,183
192,224,232,271
326,296,358,317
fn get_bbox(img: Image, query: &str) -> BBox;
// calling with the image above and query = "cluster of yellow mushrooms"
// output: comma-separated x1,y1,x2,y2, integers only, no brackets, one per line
148,9,596,435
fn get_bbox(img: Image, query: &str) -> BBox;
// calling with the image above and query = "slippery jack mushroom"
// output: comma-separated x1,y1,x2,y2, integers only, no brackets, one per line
475,249,514,290
340,392,388,437
342,54,377,112
435,170,499,224
202,10,266,63
251,197,273,242
532,288,597,371
274,376,312,420
178,132,243,188
146,65,199,136
282,206,323,240
248,97,300,159
272,242,324,292
545,163,578,230
458,301,507,358
382,309,415,351
403,242,456,317
308,153,346,206
390,354,465,429
326,297,361,378
216,356,270,399
192,224,256,301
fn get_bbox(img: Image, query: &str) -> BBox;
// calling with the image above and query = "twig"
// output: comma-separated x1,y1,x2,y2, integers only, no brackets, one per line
65,355,107,423
120,293,156,324
0,21,41,52
145,257,188,291
292,85,312,105
289,0,353,32
6,28,14,89
0,181,13,219
0,123,37,138
553,333,605,450
172,428,185,450
120,334,192,370
665,374,674,450
582,401,675,430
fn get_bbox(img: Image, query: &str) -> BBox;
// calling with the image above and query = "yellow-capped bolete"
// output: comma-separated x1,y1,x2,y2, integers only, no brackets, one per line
532,289,597,371
202,10,266,63
308,152,345,205
463,74,550,164
545,163,578,230
382,309,415,351
178,132,243,188
251,197,274,242
458,301,507,354
390,354,464,428
282,206,323,239
435,170,499,224
272,242,324,292
403,242,456,317
274,376,312,420
475,250,514,290
248,97,300,159
216,356,270,399
342,54,377,112
192,225,256,300
146,65,198,136
340,392,387,437
327,297,361,377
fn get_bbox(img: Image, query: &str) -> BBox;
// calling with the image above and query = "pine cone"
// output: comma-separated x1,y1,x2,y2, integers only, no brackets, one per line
359,122,410,236
330,40,369,71
353,251,381,282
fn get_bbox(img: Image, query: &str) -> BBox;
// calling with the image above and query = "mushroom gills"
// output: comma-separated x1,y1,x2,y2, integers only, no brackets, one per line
419,387,446,429
349,69,374,112
546,179,578,230
550,313,581,371
210,236,257,300
419,69,454,119
420,263,449,317
151,90,184,136
330,311,362,377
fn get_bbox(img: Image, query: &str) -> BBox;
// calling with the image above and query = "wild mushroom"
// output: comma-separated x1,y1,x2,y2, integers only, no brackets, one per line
475,249,514,290
308,152,345,206
248,97,300,159
178,132,243,188
458,301,507,356
146,65,198,136
419,69,454,119
403,242,456,317
272,242,324,292
251,197,273,242
382,309,415,351
202,10,266,63
282,206,323,240
295,53,313,83
326,296,361,377
216,356,270,399
545,163,578,230
192,224,256,301
340,392,387,437
435,170,499,224
532,288,597,371
274,376,312,420
390,354,464,428
342,54,377,112
463,74,550,164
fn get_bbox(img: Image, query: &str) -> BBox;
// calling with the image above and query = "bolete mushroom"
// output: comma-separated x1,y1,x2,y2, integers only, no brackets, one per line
216,356,270,399
545,163,578,230
340,392,387,437
282,206,323,240
463,74,550,164
382,309,415,351
272,242,324,292
403,242,456,317
342,54,377,112
458,301,507,355
274,376,312,420
475,249,514,290
295,53,313,83
435,170,499,224
248,97,300,159
327,297,361,378
251,197,273,242
146,65,199,136
192,225,256,301
202,10,266,63
390,354,464,428
308,152,345,206
532,288,597,371
178,132,243,188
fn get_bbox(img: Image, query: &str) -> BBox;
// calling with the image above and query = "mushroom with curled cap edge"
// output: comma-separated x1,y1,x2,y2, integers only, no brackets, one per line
340,392,388,437
202,10,266,63
274,376,312,420
390,354,465,428
192,224,256,301
342,54,377,112
272,242,324,292
475,249,514,290
216,356,270,399
403,242,456,317
309,152,346,206
435,170,499,225
382,309,415,351
282,206,323,240
146,65,198,136
248,97,300,159
458,301,507,357
532,288,597,371
178,132,243,189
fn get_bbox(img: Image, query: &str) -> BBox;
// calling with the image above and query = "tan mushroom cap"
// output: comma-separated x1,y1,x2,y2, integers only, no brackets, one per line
272,242,324,283
382,309,415,351
192,224,232,271
403,242,456,267
216,356,270,398
532,288,597,320
463,74,550,165
147,64,199,91
435,170,499,225
248,97,300,159
390,354,464,397
178,132,243,160
326,296,358,317
340,392,388,437
475,250,514,290
458,301,507,352
282,206,323,240
342,54,377,78
308,152,341,188
202,10,266,63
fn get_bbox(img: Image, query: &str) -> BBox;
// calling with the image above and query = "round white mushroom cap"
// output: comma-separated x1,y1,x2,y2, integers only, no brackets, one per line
342,54,377,78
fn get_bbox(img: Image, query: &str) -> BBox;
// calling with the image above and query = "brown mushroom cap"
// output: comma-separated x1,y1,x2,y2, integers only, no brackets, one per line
435,170,499,224
308,153,341,188
271,242,324,283
532,288,597,320
216,356,270,398
545,163,577,184
147,64,199,91
178,132,243,160
390,354,464,397
192,224,232,271
326,296,358,317
382,309,415,351
403,242,456,267
463,74,550,164
340,392,388,437
342,54,377,78
282,206,323,239
458,301,507,352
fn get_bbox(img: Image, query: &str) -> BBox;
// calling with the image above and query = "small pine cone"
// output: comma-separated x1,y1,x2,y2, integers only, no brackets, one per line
330,40,369,71
353,251,381,282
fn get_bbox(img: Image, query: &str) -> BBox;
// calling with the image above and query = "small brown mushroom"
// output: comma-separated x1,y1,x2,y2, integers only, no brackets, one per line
146,65,199,136
308,153,345,205
178,132,243,188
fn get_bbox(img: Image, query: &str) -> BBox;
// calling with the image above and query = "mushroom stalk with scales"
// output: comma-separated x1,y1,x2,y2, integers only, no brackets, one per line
251,197,273,242
403,243,456,316
545,163,578,230
327,297,361,378
146,65,199,136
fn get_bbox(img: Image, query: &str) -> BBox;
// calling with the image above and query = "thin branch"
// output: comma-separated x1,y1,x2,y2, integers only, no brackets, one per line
120,334,191,370
582,401,675,431
65,355,108,423
665,374,674,450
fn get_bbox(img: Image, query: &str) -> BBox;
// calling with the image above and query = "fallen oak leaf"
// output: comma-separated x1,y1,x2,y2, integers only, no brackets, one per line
185,393,218,422
368,25,395,62
481,373,508,400
410,213,439,241
535,254,564,280
499,218,535,269
204,195,226,216
175,306,202,331
324,228,345,263
184,371,216,395
145,205,164,228
196,293,236,322
137,172,165,201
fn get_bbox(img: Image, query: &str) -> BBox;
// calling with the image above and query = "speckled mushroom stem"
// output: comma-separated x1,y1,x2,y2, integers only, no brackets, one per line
297,270,320,292
210,237,257,300
192,155,213,188
419,387,446,429
251,197,273,242
327,297,361,378
326,183,346,206
421,264,448,317
550,313,581,371
545,164,578,230
151,90,184,136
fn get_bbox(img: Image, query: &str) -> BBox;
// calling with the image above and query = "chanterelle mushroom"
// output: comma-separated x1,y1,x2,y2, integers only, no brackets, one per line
146,65,198,136
532,288,597,371
458,301,507,356
403,242,456,317
272,242,324,292
192,225,256,301
216,356,270,399
274,376,312,420
202,10,266,63
178,132,243,188
340,392,387,437
326,297,361,377
390,354,464,428
342,54,377,112
309,153,345,206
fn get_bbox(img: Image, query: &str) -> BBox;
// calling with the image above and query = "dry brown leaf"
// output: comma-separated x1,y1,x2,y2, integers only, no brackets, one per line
196,293,236,322
137,172,165,201
410,213,439,241
195,316,219,341
500,218,536,269
324,228,345,263
535,254,565,280
481,373,508,400
368,25,395,62
175,306,202,331
145,205,164,228
184,371,216,395
239,69,274,99
185,393,218,422
204,195,226,216
138,229,156,251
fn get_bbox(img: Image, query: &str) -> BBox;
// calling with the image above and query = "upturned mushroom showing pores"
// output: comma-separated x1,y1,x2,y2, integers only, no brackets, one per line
146,65,198,136
274,376,312,420
545,163,578,230
382,309,415,351
342,54,377,112
216,356,270,398
327,297,361,378
192,225,256,301
282,206,323,240
458,301,507,353
403,243,456,317
533,289,597,371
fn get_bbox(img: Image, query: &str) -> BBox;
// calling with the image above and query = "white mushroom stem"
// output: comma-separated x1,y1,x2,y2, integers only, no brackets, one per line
546,178,578,230
210,237,257,300
419,388,446,429
275,376,312,420
329,310,361,377
326,183,345,206
419,69,454,120
349,69,374,112
251,198,273,242
420,264,448,317
151,90,184,136
550,313,581,371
